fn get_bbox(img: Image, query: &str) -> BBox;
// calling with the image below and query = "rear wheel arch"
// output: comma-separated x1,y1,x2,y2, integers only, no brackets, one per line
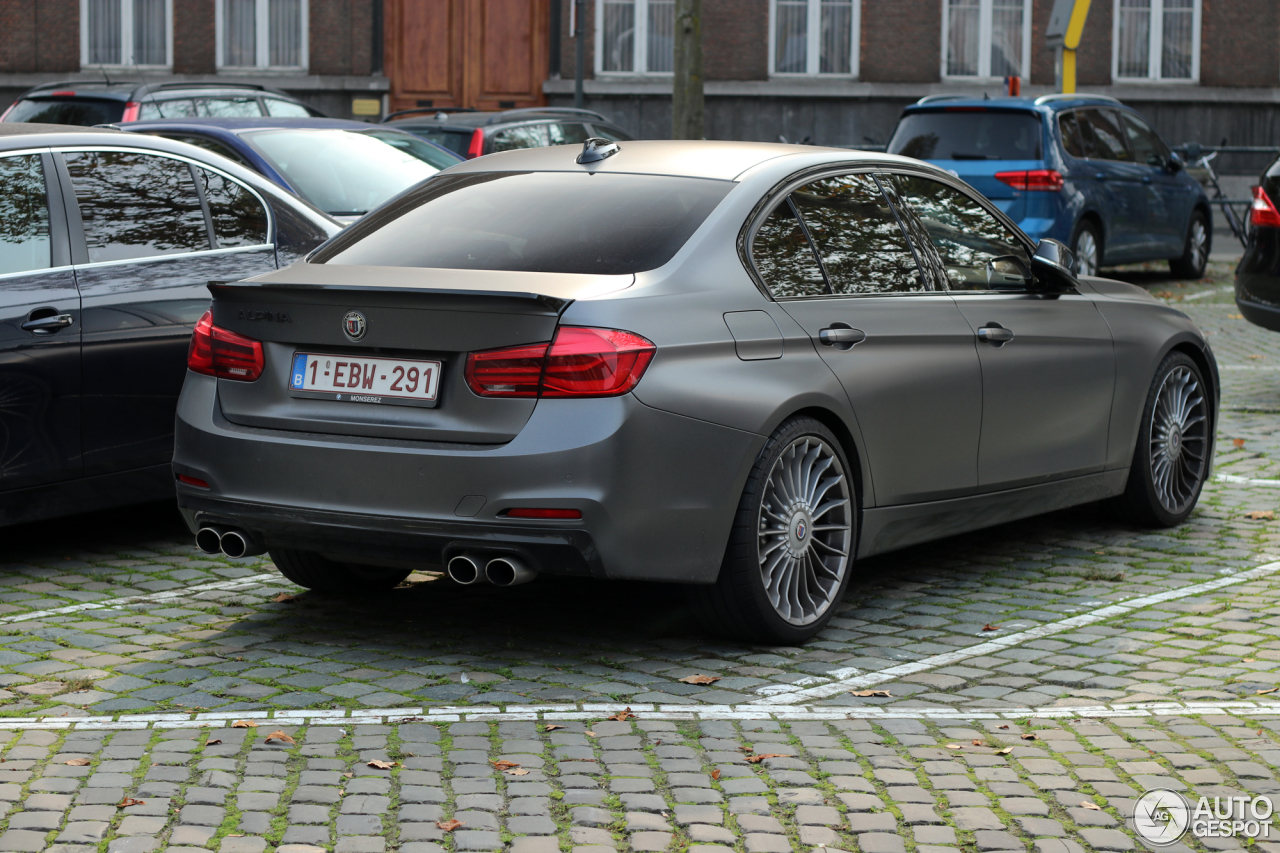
1074,212,1106,254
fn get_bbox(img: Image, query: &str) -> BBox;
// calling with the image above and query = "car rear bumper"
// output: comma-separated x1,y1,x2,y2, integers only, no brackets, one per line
173,372,764,583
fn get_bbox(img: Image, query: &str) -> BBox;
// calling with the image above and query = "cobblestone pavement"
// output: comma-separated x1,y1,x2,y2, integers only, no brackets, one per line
4,274,1280,851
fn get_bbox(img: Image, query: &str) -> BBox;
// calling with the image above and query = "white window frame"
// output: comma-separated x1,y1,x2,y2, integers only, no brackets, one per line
79,0,174,69
940,0,1032,81
594,0,673,76
1111,0,1200,83
767,0,861,77
215,0,310,72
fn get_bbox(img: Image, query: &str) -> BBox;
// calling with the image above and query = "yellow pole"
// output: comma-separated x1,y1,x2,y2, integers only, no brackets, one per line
1062,48,1077,93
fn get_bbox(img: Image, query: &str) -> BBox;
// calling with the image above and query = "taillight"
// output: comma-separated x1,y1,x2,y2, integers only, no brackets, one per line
120,101,141,122
50,90,76,96
467,128,484,158
176,474,209,488
995,169,1064,191
188,310,264,381
1252,186,1280,228
465,326,656,399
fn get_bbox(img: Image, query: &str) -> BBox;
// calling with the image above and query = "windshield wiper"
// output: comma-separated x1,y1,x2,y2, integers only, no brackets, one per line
328,210,367,216
950,153,993,160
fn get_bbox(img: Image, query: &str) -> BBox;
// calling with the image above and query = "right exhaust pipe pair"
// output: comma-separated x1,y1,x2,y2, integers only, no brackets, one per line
447,553,536,587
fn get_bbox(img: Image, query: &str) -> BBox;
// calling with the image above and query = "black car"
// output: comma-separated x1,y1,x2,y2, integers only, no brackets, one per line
1237,158,1280,330
0,124,340,526
1,80,324,127
381,107,633,159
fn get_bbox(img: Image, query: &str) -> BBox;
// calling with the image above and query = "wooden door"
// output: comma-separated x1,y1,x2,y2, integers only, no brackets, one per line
386,0,549,113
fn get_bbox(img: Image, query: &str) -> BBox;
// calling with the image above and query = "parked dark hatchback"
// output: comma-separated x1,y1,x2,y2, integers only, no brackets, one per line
1,80,324,127
0,124,340,526
1236,157,1280,331
382,107,633,159
887,95,1211,279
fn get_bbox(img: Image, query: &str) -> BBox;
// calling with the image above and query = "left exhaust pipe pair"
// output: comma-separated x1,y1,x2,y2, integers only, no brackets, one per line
446,553,536,586
196,526,267,559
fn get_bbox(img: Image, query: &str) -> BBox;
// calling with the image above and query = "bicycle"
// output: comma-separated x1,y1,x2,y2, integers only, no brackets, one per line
1182,141,1247,247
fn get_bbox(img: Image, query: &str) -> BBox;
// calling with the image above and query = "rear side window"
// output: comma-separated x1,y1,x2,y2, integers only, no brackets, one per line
751,200,828,298
197,97,263,117
887,111,1043,161
5,98,123,126
317,171,733,275
1059,112,1086,159
264,98,311,117
0,154,51,275
64,151,210,263
1076,109,1131,161
197,169,269,248
550,123,591,145
139,99,198,119
491,124,550,152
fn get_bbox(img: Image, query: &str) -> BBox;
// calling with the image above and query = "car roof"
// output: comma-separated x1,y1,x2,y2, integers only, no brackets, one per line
0,122,122,140
902,94,1127,114
120,117,388,133
443,139,928,182
19,80,300,102
385,107,612,130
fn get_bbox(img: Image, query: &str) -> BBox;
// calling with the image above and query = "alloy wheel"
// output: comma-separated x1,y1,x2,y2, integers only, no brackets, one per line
1187,218,1208,273
1075,229,1099,276
757,435,852,625
1148,365,1208,514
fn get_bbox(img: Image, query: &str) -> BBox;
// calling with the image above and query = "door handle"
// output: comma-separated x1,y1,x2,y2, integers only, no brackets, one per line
21,313,74,335
977,325,1014,345
1142,176,1153,184
1094,173,1108,181
818,327,866,346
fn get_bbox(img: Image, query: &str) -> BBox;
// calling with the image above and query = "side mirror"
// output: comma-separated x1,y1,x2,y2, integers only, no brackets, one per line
1164,154,1184,173
1031,238,1080,291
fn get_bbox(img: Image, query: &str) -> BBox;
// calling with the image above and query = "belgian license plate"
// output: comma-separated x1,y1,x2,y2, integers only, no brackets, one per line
289,353,441,408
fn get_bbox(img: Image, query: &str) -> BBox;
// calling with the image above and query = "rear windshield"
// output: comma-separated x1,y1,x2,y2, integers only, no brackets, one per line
888,111,1043,161
5,97,123,126
397,127,473,156
317,171,733,275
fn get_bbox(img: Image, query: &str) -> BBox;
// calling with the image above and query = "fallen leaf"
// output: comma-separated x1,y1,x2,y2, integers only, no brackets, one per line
610,707,636,721
1249,354,1266,360
1258,687,1279,695
998,725,1010,730
678,675,720,685
504,768,529,776
367,760,398,769
850,690,891,697
343,772,353,778
584,731,595,737
982,624,1000,632
971,740,984,747
1246,511,1276,520
1155,291,1174,299
64,758,90,766
996,747,1013,755
745,753,788,764
1079,802,1102,811
231,720,257,729
117,798,144,808
945,744,963,749
1020,733,1037,740
205,739,222,746
1245,659,1257,663
264,730,296,745
272,592,298,603
738,746,753,752
437,819,465,832
1260,730,1266,736
492,760,521,769
543,725,565,732
1234,438,1247,448
711,769,721,780
1229,314,1244,319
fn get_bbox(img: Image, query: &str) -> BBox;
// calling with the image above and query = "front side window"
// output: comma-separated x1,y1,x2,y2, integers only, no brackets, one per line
944,0,1031,79
82,0,171,67
0,155,52,276
772,0,858,76
63,151,209,263
889,174,1030,291
1076,108,1132,162
598,0,674,74
789,173,923,295
218,0,308,69
1114,0,1199,81
1121,113,1171,167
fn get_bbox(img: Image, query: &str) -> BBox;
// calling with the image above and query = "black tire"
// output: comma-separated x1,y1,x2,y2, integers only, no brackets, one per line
1169,210,1210,279
693,417,857,644
270,548,411,595
1111,351,1211,527
1071,219,1102,277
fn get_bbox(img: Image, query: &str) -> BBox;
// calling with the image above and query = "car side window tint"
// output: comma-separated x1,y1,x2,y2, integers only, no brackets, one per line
197,97,263,117
790,173,924,295
64,151,210,263
1121,113,1170,167
549,123,591,145
264,98,311,117
1059,111,1086,159
198,169,269,248
0,154,52,275
889,174,1031,291
751,199,828,298
491,124,550,152
139,99,198,119
1077,108,1132,161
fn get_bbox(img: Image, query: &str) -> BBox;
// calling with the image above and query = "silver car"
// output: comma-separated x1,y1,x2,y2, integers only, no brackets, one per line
173,139,1218,643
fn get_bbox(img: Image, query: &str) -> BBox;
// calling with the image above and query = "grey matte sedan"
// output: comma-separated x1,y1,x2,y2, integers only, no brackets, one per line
173,139,1218,643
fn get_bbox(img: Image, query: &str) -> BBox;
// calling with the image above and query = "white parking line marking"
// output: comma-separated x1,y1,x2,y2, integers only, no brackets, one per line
0,572,282,624
750,558,1280,705
1181,285,1233,301
1221,365,1280,371
1215,473,1280,487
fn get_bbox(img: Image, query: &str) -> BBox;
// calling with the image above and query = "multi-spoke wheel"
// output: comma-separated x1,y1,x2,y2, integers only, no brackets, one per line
1072,220,1101,277
1112,352,1212,527
1170,210,1210,279
695,417,856,643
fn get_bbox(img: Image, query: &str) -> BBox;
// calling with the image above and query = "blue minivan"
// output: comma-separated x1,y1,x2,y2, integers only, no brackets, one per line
886,94,1211,278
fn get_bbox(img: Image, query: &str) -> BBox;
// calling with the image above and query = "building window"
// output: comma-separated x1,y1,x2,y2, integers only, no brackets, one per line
217,0,308,70
943,0,1031,79
1114,0,1199,81
770,0,859,76
596,0,674,74
81,0,172,67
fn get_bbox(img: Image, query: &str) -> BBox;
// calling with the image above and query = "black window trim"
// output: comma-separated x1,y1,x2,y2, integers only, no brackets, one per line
51,145,277,269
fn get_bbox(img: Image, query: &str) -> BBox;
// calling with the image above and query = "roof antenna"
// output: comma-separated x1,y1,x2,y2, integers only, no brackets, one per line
129,56,166,118
100,66,112,86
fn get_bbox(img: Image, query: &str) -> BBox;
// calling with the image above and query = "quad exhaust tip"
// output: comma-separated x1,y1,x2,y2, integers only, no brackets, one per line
196,526,226,555
485,556,536,587
447,553,485,585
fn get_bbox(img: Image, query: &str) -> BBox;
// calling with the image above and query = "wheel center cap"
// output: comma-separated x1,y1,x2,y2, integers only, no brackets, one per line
788,508,813,555
1168,427,1183,458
